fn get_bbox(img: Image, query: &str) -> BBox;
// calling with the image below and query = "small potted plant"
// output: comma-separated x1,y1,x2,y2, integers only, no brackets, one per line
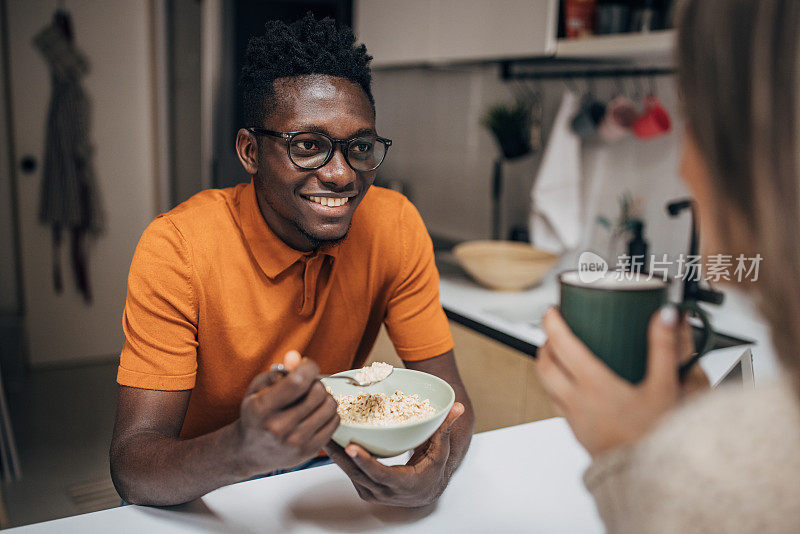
596,191,645,264
481,100,535,240
482,100,534,160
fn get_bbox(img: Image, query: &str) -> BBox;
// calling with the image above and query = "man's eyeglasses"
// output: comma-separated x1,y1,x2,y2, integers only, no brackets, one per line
247,128,392,172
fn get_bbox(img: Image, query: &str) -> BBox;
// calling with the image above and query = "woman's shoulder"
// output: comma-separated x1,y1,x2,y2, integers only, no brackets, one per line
630,378,800,529
645,379,800,470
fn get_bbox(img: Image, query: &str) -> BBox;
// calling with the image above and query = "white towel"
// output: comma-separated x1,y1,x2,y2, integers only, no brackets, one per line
529,91,582,254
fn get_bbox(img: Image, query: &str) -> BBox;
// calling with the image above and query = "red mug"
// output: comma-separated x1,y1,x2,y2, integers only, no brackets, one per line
633,95,671,139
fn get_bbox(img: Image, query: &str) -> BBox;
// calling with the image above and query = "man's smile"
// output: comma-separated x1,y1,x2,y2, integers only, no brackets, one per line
301,193,357,213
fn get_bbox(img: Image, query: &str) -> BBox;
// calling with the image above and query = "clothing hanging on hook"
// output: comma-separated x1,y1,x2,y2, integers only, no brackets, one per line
34,10,104,303
53,5,73,42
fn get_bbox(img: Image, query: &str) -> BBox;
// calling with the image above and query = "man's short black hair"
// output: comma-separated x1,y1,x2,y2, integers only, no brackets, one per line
241,12,374,127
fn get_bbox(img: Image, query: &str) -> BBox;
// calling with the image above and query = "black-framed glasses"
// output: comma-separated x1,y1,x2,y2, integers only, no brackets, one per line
247,127,392,172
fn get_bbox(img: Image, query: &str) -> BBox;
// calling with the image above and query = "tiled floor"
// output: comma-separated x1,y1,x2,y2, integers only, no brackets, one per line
2,360,119,528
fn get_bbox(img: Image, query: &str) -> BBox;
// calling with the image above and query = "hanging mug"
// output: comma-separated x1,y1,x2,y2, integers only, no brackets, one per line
598,95,638,142
571,95,607,139
633,95,672,139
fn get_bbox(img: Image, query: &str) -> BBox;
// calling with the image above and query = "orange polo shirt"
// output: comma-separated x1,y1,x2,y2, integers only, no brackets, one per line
117,181,453,438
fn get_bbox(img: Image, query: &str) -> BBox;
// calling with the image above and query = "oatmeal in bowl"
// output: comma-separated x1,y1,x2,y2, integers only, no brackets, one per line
322,363,455,457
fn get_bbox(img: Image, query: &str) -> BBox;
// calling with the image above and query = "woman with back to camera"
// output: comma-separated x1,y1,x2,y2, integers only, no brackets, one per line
537,0,800,531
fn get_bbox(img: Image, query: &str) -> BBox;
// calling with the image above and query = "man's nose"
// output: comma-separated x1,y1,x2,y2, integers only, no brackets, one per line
316,145,356,190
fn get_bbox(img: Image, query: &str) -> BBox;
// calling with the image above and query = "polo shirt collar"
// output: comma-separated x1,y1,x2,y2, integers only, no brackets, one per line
238,180,340,279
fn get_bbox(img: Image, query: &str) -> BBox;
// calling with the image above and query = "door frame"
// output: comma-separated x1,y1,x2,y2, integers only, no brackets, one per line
0,0,26,319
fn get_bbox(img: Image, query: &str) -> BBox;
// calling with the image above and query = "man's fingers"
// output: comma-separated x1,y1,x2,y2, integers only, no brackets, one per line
272,381,330,428
284,392,339,445
645,305,681,392
284,350,302,371
342,444,395,485
307,412,340,448
444,402,464,429
324,442,387,488
244,371,275,397
323,442,383,499
252,358,320,414
422,403,463,463
245,350,303,398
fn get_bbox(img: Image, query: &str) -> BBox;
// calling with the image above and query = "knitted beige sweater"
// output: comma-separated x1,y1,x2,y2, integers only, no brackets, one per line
584,379,800,533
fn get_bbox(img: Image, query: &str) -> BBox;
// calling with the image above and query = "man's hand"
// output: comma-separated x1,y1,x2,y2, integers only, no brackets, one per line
324,402,465,508
110,350,339,505
235,350,340,477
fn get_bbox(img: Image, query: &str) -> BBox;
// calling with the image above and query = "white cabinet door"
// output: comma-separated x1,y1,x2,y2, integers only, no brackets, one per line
355,0,558,67
433,0,558,62
354,0,437,67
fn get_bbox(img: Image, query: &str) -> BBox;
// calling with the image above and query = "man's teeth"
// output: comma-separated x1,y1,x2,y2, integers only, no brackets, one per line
308,196,349,207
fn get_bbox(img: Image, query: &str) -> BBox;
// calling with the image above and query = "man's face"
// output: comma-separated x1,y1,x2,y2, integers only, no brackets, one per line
248,75,377,251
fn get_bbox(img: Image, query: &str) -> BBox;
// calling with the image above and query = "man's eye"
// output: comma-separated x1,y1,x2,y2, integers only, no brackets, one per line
351,142,373,153
293,140,319,151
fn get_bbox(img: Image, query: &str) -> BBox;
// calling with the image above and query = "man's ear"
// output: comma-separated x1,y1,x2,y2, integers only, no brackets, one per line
236,129,259,175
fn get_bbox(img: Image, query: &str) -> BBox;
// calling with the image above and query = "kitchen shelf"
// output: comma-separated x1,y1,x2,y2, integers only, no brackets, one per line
555,29,675,61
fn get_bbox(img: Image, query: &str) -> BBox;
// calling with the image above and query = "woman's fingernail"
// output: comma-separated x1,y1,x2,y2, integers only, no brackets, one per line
346,446,358,458
659,305,678,327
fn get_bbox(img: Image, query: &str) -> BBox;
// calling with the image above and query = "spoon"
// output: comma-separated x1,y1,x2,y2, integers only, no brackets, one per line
269,363,394,387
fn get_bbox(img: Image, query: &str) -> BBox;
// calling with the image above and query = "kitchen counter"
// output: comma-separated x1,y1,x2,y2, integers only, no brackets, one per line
11,418,603,533
436,251,779,387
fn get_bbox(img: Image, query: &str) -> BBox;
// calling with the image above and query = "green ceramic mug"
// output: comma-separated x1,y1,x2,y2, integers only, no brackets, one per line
558,270,714,383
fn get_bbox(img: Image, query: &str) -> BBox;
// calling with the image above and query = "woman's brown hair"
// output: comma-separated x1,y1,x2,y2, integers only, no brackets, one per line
677,0,800,388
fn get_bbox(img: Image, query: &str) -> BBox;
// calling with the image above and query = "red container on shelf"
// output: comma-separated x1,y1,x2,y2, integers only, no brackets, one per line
564,0,597,39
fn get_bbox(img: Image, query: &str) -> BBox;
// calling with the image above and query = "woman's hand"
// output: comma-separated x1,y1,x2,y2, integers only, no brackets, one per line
536,306,709,458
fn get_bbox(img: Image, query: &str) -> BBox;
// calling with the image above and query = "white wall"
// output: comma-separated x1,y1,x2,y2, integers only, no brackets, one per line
372,65,692,263
6,0,157,366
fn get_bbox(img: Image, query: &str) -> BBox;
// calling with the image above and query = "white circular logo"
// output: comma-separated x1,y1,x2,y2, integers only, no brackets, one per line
577,251,608,283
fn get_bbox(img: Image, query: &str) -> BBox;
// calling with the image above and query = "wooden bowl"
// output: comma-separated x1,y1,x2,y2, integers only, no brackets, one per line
453,240,560,291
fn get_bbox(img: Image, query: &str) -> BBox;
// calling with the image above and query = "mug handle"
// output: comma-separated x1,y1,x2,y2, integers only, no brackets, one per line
677,300,715,378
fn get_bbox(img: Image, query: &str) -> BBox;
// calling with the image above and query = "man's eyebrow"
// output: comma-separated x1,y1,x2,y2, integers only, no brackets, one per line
352,127,376,137
295,124,376,137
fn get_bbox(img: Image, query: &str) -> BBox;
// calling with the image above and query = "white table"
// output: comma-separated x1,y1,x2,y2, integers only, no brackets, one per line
11,419,603,533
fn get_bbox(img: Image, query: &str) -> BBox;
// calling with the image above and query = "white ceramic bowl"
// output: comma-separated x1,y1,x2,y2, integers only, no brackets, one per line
322,368,455,458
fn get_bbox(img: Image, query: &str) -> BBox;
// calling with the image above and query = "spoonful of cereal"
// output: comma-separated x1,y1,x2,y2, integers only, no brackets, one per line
270,361,394,387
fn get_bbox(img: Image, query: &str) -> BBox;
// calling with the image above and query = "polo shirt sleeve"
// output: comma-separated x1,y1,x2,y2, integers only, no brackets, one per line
383,200,454,361
117,215,199,390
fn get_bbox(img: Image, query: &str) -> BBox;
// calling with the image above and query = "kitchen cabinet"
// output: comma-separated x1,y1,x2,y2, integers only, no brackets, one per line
364,322,556,433
554,29,675,60
354,0,558,67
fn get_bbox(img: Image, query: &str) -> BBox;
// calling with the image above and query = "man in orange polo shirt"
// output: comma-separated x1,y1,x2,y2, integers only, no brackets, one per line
110,14,473,507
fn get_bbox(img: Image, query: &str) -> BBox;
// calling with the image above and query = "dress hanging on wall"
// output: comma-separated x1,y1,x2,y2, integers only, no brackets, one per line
33,10,104,303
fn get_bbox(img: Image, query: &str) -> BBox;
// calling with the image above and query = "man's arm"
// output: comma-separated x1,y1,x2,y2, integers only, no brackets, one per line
325,350,474,507
110,387,244,505
110,353,339,506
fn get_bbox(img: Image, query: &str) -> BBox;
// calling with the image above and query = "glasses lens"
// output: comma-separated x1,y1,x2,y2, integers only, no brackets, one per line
347,137,386,171
289,133,332,169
